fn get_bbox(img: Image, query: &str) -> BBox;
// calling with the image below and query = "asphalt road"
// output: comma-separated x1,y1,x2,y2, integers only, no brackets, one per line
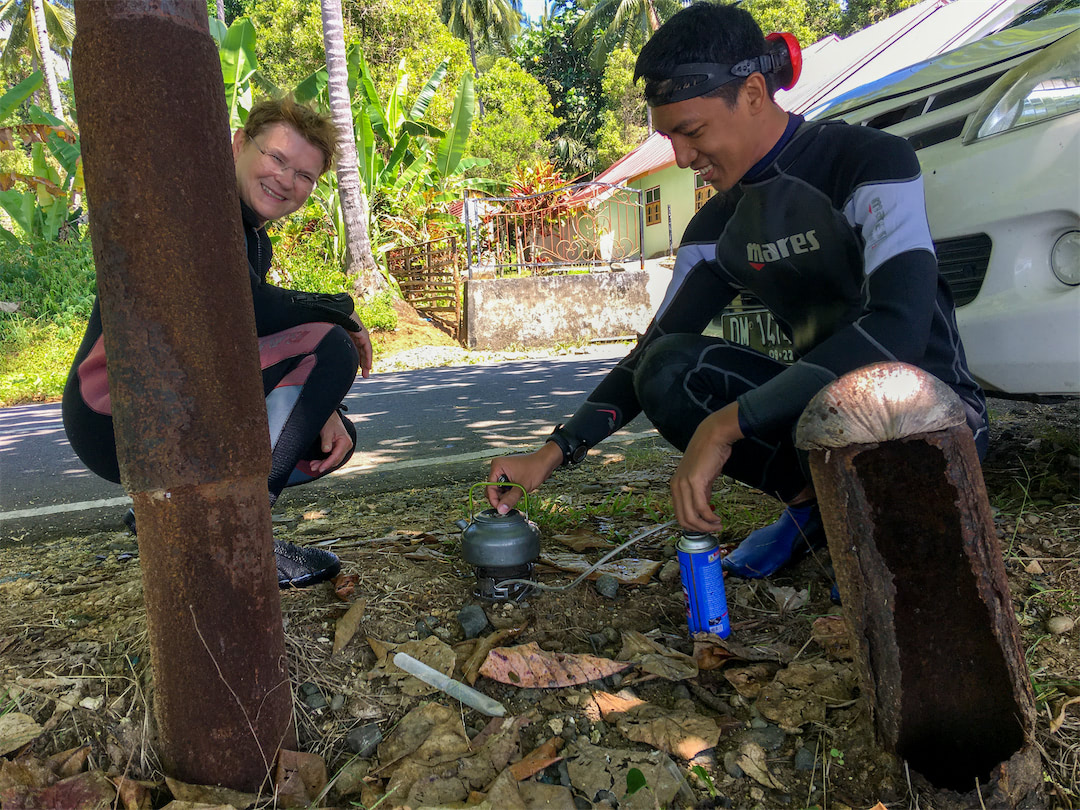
0,349,658,542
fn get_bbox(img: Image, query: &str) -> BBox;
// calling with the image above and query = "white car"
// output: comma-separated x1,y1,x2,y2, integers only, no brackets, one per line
806,2,1080,397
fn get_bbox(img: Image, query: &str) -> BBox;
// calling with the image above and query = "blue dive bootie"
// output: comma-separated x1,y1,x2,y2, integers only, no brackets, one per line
721,502,824,579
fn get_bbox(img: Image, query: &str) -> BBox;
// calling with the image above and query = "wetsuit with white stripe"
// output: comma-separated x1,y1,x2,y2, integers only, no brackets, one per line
560,117,987,499
62,200,360,504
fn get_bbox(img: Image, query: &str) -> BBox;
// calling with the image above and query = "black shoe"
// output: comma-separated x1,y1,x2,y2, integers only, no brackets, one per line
275,540,341,589
123,508,137,535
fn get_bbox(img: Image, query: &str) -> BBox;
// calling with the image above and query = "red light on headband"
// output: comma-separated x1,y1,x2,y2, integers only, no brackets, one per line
766,32,802,91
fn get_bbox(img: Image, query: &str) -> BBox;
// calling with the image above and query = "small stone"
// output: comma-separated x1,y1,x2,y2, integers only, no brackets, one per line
547,717,564,736
723,750,744,779
329,694,345,712
602,626,619,644
301,686,327,711
79,695,104,711
745,724,786,751
659,559,681,583
749,717,768,729
458,605,489,639
588,633,607,654
1048,616,1075,635
346,723,383,758
595,574,619,598
416,616,438,639
794,746,816,771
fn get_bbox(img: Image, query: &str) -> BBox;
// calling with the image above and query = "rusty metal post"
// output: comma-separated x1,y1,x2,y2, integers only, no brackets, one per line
71,0,295,790
795,363,1040,806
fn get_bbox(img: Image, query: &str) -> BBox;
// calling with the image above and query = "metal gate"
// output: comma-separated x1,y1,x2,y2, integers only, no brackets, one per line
463,182,644,277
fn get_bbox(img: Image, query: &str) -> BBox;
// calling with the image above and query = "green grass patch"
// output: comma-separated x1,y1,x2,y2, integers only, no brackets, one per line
0,238,96,406
0,235,399,406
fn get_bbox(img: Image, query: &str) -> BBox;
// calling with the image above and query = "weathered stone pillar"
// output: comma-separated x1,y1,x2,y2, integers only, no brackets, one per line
795,362,1040,807
72,0,295,790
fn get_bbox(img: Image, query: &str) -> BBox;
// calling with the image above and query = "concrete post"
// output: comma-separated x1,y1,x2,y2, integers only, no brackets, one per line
71,0,295,790
795,363,1040,807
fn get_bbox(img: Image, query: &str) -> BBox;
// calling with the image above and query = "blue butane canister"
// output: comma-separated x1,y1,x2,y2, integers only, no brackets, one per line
677,531,731,638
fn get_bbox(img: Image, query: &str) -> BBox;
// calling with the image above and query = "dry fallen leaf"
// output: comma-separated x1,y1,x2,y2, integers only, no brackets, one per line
110,775,152,810
722,663,779,699
463,625,527,685
592,691,732,759
736,741,787,791
507,736,564,781
164,775,260,809
333,599,367,654
0,713,42,757
756,661,857,732
274,749,327,808
811,615,854,660
1051,695,1080,734
617,630,697,682
550,528,612,552
2,770,116,810
480,641,633,688
333,572,359,601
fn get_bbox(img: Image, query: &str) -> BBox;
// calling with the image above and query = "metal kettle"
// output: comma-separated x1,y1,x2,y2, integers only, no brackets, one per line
456,482,540,601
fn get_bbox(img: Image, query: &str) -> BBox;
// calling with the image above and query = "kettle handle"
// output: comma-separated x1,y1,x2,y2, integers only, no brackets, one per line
469,481,528,520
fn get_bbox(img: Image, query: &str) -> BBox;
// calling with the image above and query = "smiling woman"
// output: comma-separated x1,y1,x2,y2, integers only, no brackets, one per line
60,97,377,589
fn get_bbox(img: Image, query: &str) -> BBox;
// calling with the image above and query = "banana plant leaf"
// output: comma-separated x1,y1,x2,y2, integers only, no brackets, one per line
436,72,475,179
219,17,257,128
0,73,42,124
408,58,449,122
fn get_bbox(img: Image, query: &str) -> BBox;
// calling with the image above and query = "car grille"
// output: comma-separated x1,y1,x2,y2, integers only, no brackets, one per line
852,70,1009,151
934,234,992,306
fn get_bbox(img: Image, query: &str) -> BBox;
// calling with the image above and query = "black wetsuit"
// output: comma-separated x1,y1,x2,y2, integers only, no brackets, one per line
562,116,988,500
62,201,361,504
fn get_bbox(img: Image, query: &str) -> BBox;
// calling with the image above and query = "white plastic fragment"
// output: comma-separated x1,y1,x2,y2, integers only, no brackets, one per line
393,652,506,717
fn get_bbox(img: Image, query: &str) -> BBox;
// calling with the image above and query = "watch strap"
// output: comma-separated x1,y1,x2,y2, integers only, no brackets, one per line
548,425,587,466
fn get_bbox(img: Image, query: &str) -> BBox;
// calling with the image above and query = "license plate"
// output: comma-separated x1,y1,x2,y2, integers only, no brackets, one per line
714,305,794,364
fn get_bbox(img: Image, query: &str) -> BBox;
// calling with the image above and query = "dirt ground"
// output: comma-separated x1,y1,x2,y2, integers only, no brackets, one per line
0,315,1077,810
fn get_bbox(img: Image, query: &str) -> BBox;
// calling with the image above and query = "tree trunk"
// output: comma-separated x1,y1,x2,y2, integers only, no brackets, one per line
215,0,225,24
320,0,385,298
31,0,64,118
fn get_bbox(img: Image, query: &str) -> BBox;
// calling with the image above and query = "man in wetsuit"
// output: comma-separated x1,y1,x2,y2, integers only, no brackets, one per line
63,98,372,588
487,2,987,578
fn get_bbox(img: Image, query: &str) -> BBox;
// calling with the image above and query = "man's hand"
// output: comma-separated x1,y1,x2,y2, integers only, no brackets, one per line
349,314,373,379
309,410,353,474
486,442,564,515
670,404,744,532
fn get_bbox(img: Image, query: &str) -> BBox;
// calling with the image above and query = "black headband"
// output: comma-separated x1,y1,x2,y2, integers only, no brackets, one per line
643,49,792,107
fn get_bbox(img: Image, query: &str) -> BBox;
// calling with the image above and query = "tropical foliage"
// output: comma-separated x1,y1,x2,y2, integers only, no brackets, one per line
472,57,560,180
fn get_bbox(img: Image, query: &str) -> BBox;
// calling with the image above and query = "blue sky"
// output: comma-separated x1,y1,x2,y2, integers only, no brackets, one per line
521,0,546,23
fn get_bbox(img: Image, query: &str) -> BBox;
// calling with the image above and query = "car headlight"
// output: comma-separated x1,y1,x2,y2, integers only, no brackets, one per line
965,29,1080,142
1052,230,1080,286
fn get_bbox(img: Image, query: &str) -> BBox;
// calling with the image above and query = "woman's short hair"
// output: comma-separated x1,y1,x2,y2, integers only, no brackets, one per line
243,97,339,175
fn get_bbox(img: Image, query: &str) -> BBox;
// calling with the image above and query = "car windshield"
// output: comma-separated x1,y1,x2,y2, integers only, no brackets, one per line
1003,0,1080,29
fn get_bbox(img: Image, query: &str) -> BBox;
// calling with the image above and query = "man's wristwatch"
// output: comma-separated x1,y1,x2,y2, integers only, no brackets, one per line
547,425,588,466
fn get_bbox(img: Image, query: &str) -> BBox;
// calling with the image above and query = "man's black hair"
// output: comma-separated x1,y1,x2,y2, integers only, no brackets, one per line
635,2,775,107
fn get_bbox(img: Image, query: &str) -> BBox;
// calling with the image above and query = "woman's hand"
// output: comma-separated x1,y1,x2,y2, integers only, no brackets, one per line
349,314,373,379
309,410,353,474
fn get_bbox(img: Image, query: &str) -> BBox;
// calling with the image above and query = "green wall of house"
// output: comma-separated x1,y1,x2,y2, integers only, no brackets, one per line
630,164,699,259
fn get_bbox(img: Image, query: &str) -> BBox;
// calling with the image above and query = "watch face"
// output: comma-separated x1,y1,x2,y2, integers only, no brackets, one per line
570,444,588,463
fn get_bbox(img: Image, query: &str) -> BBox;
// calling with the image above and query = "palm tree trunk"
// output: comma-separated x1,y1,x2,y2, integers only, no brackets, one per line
31,0,64,118
215,0,225,24
320,0,385,298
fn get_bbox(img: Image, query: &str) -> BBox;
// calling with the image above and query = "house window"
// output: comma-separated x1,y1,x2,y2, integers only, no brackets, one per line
645,186,661,226
695,173,715,211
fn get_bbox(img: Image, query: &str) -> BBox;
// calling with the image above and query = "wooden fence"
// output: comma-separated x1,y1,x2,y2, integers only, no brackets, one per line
387,236,461,339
